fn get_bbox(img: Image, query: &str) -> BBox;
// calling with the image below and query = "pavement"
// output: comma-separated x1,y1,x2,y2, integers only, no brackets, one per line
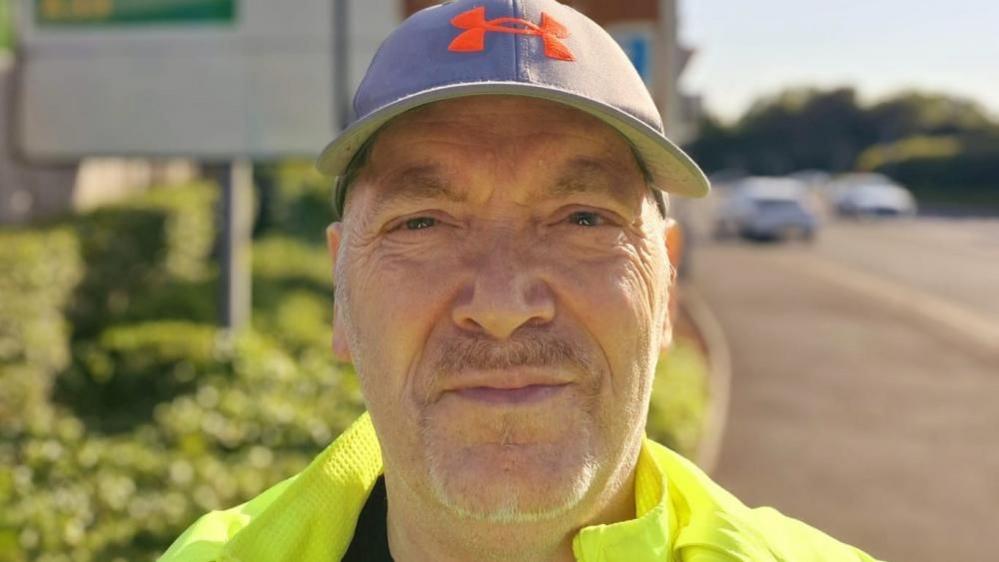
685,216,999,562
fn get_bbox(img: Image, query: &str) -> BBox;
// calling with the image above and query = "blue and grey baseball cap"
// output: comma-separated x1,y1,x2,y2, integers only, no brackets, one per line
316,0,710,200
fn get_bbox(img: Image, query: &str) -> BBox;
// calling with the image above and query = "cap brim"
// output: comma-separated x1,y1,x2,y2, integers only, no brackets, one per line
316,82,710,198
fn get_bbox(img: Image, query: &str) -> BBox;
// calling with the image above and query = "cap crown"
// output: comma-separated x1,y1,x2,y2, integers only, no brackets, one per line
353,0,664,134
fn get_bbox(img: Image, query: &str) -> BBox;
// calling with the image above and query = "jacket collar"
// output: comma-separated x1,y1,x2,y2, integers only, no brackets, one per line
224,414,674,562
224,413,384,561
572,441,675,562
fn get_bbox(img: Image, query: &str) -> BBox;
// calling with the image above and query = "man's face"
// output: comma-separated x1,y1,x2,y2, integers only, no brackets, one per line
328,96,673,522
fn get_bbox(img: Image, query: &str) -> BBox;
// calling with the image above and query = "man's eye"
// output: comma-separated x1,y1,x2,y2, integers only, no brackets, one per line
404,217,437,230
568,211,605,227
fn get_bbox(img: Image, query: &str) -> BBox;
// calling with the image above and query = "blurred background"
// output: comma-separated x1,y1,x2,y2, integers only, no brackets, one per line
0,1,996,561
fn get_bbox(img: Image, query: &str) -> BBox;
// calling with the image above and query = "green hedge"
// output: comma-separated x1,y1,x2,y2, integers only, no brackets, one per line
67,182,217,339
0,177,366,561
254,161,334,244
2,329,364,562
0,228,83,436
252,236,333,353
57,322,219,433
4,317,362,561
647,337,710,459
0,228,82,373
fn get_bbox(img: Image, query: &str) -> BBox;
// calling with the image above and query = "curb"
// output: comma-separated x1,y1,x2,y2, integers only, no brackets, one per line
681,284,732,475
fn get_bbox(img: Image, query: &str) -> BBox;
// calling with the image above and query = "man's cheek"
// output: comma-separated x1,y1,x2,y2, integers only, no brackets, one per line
557,256,653,336
563,260,657,399
353,280,441,401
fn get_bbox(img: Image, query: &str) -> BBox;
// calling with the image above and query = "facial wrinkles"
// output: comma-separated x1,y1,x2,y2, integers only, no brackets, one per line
339,200,428,403
632,211,669,340
344,101,663,392
371,107,638,206
343,176,664,402
599,208,667,398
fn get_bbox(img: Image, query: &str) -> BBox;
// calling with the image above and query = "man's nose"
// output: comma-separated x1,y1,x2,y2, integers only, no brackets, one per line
451,251,556,340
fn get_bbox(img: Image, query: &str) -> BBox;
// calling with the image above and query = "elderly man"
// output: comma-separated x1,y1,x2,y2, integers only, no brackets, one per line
161,1,882,561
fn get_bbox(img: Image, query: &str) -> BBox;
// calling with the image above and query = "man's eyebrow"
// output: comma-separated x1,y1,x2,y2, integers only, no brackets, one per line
368,165,467,216
540,157,639,206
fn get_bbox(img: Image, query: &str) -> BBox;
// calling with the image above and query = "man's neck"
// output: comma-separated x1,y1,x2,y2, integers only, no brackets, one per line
382,454,639,562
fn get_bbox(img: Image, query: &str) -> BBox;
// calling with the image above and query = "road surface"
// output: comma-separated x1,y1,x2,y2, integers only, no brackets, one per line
687,218,999,562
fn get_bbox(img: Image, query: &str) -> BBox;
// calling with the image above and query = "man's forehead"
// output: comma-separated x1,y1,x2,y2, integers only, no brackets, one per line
367,156,638,209
343,95,654,217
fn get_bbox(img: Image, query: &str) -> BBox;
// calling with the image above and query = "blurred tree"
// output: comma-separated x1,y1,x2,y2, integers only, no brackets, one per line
681,113,737,174
685,86,999,186
868,92,996,141
738,87,875,174
687,87,876,175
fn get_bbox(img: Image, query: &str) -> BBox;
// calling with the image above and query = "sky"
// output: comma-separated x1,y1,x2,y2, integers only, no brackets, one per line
679,0,999,122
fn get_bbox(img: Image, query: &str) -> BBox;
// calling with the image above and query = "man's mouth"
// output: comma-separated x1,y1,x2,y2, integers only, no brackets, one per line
452,383,571,405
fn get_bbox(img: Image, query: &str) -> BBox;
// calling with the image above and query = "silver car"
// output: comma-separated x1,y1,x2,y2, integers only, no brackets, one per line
714,177,819,242
835,182,918,218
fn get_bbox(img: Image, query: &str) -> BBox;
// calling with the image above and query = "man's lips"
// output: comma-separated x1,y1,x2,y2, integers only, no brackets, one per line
439,369,574,404
452,383,570,405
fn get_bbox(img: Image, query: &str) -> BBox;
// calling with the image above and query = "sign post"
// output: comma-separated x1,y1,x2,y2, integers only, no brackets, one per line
206,160,254,332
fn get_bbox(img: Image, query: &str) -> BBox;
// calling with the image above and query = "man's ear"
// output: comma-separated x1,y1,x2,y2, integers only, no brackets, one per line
662,219,683,352
665,218,682,290
327,223,352,363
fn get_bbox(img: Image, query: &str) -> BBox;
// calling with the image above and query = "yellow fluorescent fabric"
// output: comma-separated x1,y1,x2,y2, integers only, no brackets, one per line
158,413,884,562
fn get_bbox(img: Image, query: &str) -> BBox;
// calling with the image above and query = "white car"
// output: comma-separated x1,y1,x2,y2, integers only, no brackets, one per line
835,182,918,218
824,173,893,202
714,177,819,241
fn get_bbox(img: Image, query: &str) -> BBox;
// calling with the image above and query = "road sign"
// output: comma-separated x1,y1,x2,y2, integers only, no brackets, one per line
18,0,338,160
35,0,235,26
17,0,401,330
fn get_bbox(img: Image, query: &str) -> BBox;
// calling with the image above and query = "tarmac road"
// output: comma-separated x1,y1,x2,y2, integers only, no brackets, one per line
687,218,999,562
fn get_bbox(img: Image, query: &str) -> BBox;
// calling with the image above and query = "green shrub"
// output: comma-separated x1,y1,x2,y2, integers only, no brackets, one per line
0,228,82,372
3,328,364,562
1,177,367,561
252,235,331,291
254,290,333,354
67,182,216,339
56,322,220,433
252,236,333,353
254,161,333,244
0,228,83,432
152,331,363,455
646,337,710,460
115,278,218,327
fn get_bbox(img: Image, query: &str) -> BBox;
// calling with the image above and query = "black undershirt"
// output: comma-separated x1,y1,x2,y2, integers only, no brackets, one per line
342,476,394,562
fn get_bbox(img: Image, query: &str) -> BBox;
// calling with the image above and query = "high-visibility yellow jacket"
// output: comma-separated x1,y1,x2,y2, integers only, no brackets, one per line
159,413,883,562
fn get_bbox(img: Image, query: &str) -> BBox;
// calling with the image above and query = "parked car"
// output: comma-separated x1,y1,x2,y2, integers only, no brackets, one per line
714,177,819,242
835,182,918,218
824,173,893,202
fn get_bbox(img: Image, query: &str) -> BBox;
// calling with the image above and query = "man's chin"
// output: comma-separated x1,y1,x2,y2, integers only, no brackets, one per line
426,441,599,523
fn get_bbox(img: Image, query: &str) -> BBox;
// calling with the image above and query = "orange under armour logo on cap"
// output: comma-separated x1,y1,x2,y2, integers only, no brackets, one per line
448,6,575,62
